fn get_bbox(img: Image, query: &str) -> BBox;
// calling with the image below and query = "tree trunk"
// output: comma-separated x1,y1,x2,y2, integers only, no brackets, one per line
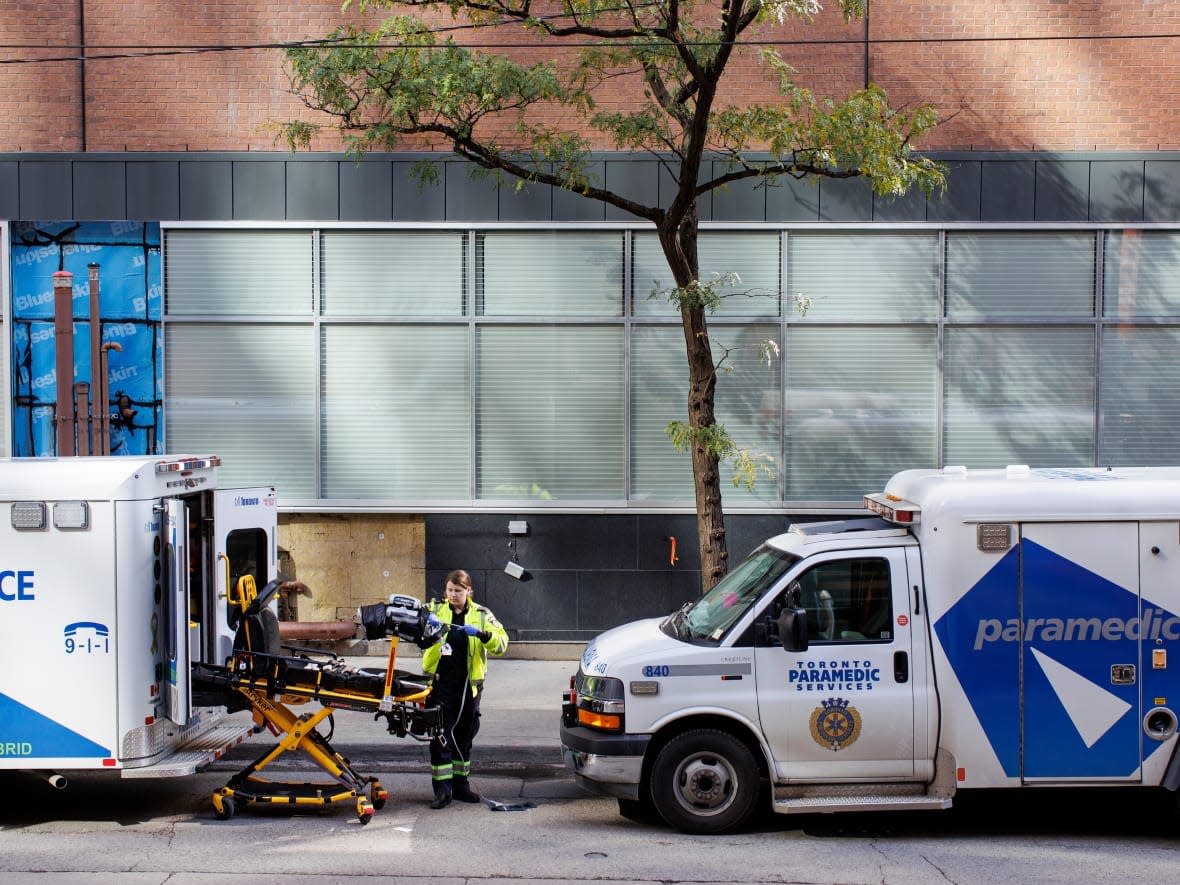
659,213,730,592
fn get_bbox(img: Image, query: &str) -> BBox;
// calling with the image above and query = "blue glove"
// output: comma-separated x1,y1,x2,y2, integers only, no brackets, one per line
454,624,480,637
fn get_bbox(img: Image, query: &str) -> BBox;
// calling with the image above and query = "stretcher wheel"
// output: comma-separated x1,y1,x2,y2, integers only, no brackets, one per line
214,797,236,821
357,797,374,824
372,787,389,810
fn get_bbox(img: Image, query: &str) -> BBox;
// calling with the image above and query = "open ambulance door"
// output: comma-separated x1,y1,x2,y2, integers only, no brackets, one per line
212,487,277,666
162,497,192,726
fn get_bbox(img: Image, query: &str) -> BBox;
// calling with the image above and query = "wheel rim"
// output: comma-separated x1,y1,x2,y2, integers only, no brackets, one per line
670,751,737,817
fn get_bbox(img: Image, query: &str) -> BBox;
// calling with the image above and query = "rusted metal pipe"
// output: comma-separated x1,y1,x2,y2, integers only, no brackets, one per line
277,620,357,641
53,270,75,455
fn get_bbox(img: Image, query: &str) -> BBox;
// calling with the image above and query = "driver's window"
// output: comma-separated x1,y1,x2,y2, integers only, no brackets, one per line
789,557,893,643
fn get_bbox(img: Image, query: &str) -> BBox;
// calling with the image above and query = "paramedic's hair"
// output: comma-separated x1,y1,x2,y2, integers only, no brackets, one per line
445,569,473,589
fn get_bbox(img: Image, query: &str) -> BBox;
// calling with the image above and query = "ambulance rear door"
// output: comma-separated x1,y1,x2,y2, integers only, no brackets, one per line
211,487,277,665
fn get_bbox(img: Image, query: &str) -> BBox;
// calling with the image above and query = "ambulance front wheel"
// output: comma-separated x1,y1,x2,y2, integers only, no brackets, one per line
649,729,759,835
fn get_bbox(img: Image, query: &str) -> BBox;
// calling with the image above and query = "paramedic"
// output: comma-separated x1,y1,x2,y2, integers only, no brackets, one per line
422,569,510,809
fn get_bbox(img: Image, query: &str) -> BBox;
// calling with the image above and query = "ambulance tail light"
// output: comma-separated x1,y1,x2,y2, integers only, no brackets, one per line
863,492,920,525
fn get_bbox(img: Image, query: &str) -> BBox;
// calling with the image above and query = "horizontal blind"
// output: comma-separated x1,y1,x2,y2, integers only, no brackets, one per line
321,231,466,316
785,326,937,501
478,232,623,316
631,324,782,503
786,233,939,320
633,232,781,317
321,325,470,498
947,232,1095,318
165,230,313,315
1103,231,1180,317
1100,326,1180,464
476,326,624,499
164,324,315,496
944,326,1094,468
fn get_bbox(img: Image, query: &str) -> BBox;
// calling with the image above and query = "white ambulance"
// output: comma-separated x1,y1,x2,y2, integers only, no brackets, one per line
560,465,1180,833
0,455,276,786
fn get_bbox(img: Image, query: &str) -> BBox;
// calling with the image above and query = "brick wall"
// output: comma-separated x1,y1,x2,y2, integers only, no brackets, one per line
2,2,1177,153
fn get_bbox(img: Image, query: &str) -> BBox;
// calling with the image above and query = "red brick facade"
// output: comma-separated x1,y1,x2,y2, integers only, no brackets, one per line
2,1,1178,152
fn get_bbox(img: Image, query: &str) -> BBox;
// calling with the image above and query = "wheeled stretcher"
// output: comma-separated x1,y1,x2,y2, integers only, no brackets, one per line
192,577,445,823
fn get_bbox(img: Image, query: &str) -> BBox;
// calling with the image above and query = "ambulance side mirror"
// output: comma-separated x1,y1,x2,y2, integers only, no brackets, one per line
777,607,809,653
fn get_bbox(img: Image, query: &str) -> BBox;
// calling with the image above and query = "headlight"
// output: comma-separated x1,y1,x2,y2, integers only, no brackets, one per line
574,672,625,731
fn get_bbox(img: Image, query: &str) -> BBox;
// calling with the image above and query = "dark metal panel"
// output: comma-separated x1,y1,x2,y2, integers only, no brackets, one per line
603,158,658,221
819,176,872,221
127,161,180,219
499,167,554,221
72,161,126,220
392,160,444,221
927,161,981,222
232,161,285,219
873,186,927,222
1034,160,1089,221
286,161,339,221
18,161,72,218
553,161,606,221
179,160,232,219
577,570,696,632
1144,161,1180,222
443,161,499,220
765,175,819,221
711,160,766,221
980,160,1034,221
483,571,581,638
0,161,17,217
1089,160,1145,222
339,160,392,221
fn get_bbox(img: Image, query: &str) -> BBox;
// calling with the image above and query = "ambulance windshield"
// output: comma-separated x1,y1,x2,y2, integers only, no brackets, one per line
667,545,798,643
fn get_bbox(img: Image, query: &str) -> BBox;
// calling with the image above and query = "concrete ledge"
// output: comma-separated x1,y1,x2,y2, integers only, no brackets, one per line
295,638,584,662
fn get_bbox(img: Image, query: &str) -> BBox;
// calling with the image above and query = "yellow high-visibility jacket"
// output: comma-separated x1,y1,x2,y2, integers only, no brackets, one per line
422,601,509,692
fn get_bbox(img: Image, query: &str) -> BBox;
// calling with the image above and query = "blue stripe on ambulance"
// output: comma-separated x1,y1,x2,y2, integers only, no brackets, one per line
0,692,111,758
935,539,1177,779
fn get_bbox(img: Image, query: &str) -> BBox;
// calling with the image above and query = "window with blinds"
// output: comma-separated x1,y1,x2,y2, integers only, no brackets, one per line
475,325,624,500
947,232,1096,318
944,326,1094,468
1100,326,1180,464
321,325,470,498
633,232,782,317
165,230,313,315
321,231,466,316
786,233,939,321
1103,231,1180,317
631,324,781,503
164,324,316,495
785,326,937,501
477,231,623,316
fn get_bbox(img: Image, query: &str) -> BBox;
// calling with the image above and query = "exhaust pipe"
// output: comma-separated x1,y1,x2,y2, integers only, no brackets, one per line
43,772,68,790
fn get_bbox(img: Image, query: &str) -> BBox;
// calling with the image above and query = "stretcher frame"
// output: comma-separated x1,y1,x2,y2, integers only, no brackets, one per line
198,576,441,824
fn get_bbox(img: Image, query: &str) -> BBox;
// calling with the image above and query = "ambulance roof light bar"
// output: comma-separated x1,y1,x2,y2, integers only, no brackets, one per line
863,492,921,525
155,456,221,474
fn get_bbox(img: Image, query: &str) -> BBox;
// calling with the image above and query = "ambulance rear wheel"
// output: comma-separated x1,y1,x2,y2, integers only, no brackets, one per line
650,729,759,835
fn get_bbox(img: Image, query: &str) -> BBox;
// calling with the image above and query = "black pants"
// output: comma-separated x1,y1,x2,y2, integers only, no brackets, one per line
429,677,482,783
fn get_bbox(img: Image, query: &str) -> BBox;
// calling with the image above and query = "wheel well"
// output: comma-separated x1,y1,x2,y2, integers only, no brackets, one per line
640,714,769,793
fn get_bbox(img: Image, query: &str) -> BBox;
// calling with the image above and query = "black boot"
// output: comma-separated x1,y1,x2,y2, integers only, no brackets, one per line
452,778,481,803
430,779,452,809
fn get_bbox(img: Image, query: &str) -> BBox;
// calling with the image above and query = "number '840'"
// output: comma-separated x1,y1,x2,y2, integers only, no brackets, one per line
643,665,670,677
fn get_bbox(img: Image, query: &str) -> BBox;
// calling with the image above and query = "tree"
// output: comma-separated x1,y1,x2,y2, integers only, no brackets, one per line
282,0,944,591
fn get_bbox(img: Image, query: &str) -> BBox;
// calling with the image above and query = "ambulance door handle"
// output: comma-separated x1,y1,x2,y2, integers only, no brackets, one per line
894,651,909,683
913,585,921,615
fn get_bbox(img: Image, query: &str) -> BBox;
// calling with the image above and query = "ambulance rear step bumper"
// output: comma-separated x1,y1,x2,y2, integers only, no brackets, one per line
773,793,952,814
120,723,257,779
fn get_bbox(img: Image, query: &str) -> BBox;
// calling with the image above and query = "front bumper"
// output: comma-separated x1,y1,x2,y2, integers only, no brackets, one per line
559,720,650,800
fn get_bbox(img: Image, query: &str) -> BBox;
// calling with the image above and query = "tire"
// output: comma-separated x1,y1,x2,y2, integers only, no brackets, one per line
649,729,760,835
213,796,235,821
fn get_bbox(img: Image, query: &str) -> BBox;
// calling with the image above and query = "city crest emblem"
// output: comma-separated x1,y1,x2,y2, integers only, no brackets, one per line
809,696,861,752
